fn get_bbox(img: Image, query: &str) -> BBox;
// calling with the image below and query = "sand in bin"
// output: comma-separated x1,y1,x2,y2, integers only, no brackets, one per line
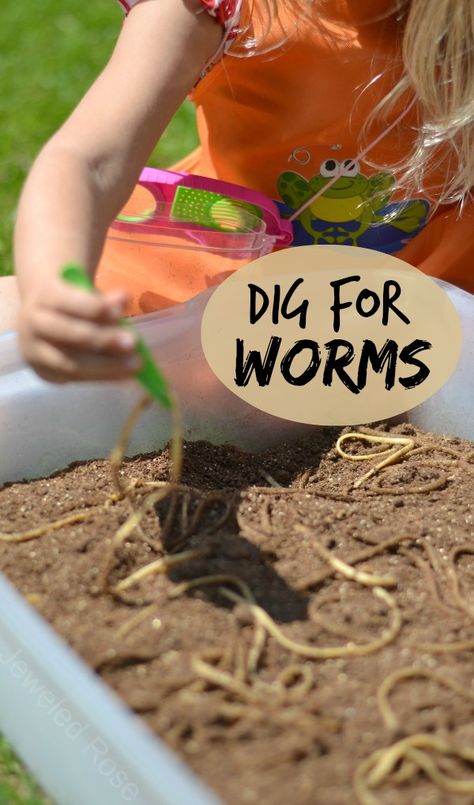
1,410,474,805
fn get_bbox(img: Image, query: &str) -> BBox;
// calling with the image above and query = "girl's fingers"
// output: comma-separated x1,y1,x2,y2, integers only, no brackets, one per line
19,283,140,382
29,340,142,383
28,308,137,355
102,289,131,320
45,282,130,324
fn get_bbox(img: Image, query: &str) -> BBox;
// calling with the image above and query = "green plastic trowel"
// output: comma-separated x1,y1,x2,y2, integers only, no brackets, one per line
61,263,172,409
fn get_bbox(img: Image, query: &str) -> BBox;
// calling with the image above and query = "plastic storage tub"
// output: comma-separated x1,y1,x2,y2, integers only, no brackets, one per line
0,269,472,803
94,167,293,317
0,278,472,487
0,573,220,805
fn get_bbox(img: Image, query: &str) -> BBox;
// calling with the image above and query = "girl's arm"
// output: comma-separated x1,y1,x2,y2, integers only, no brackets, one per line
15,0,222,382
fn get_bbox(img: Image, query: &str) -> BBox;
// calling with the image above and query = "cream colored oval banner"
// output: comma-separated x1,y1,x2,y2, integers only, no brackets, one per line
201,245,462,425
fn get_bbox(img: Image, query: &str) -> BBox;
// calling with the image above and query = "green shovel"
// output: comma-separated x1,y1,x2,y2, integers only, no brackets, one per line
61,263,172,410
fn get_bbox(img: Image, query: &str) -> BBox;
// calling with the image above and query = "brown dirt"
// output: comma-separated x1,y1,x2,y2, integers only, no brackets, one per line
1,421,474,805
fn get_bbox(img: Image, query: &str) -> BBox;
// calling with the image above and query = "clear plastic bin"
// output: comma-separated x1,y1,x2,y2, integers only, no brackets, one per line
0,280,472,488
96,204,274,315
94,171,290,317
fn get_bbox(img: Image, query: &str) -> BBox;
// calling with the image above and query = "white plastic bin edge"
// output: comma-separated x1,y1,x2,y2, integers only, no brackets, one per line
0,572,220,805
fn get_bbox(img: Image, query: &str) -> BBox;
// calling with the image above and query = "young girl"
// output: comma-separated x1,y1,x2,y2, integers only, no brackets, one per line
6,0,474,383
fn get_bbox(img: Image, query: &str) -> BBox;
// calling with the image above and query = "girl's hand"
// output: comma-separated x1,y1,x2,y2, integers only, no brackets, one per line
18,280,142,383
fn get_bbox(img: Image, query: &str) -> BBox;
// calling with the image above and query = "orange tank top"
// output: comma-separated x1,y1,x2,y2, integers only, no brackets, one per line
96,0,474,314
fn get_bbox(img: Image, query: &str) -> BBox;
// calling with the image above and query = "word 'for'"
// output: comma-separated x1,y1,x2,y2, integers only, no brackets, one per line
236,276,430,393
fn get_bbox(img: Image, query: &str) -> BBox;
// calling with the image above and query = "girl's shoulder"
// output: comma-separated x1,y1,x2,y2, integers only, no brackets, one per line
115,0,243,81
116,0,242,38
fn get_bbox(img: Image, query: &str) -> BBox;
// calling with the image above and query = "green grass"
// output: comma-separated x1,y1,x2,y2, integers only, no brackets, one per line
0,737,53,805
0,1,198,801
0,0,199,277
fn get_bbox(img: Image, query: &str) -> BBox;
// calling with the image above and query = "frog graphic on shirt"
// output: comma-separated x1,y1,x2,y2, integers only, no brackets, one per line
276,159,429,252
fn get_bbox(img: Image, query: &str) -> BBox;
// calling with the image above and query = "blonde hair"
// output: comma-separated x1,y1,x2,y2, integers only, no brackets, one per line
230,0,474,206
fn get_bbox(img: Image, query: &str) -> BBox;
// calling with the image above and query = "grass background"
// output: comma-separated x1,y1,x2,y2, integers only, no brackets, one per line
0,0,199,278
0,1,198,801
